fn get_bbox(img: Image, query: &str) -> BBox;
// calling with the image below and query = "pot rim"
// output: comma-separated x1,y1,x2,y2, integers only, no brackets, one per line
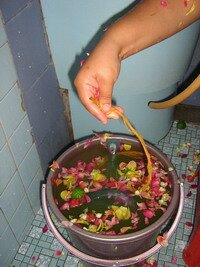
46,135,180,242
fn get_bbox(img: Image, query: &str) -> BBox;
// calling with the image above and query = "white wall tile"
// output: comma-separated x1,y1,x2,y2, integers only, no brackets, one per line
0,144,16,195
0,43,17,100
0,17,7,47
0,171,25,221
0,82,25,138
18,144,41,189
0,123,6,150
9,115,33,165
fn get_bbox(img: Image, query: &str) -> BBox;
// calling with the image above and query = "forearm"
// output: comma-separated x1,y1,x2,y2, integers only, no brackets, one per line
101,0,200,60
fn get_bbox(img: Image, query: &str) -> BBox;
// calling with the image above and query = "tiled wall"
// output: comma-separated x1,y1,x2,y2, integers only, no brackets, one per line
0,1,70,266
0,15,43,266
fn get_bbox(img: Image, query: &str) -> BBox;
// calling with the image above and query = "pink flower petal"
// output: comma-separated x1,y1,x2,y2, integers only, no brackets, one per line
83,194,91,203
160,1,168,7
178,153,188,158
69,198,80,208
181,174,187,179
185,221,193,227
59,202,70,211
186,191,192,197
49,161,59,171
54,250,63,256
190,184,197,189
171,255,177,264
42,224,48,233
157,234,168,247
31,256,39,262
143,209,155,219
80,60,85,67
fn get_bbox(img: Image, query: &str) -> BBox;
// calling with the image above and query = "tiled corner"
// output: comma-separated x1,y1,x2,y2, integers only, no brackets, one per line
0,209,7,237
27,167,44,214
10,195,34,243
0,171,25,221
0,16,7,47
23,64,66,145
4,0,50,92
0,222,19,267
36,113,69,173
0,123,6,150
23,64,69,171
11,122,200,267
18,144,41,189
0,43,18,101
9,115,33,166
0,144,17,195
0,82,25,138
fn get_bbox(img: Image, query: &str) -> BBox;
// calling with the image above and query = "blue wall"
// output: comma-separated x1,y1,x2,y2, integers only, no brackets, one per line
41,0,200,143
0,1,70,265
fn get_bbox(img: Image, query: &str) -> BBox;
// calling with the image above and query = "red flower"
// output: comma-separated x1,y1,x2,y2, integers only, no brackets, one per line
178,153,188,158
157,234,168,247
171,255,177,264
190,184,197,189
59,202,70,211
185,221,193,227
49,161,59,171
42,224,48,233
54,250,63,256
186,191,192,197
143,209,155,219
87,213,96,223
70,198,80,208
31,256,39,262
184,0,189,7
160,1,168,7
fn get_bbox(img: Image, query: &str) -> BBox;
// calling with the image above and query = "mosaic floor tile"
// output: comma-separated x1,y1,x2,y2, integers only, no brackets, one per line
11,122,200,267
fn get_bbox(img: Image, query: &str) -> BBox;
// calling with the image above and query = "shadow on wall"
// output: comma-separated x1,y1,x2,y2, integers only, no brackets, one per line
68,0,140,96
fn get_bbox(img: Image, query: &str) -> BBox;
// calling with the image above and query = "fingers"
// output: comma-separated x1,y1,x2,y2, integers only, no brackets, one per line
75,81,109,124
85,99,109,124
106,105,124,120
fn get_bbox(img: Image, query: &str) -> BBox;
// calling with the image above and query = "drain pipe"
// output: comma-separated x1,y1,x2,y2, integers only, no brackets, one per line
149,75,200,109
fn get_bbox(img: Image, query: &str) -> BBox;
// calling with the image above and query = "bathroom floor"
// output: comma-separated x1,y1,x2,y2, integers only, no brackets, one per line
11,121,200,267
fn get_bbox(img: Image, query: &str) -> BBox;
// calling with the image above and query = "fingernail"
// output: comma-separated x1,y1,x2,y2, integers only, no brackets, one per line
102,104,111,112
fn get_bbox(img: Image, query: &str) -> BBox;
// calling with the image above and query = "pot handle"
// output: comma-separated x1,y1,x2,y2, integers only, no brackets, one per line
42,183,184,267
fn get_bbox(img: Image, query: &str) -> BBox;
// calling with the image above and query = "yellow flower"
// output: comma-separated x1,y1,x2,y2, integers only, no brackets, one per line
112,205,131,220
90,169,106,181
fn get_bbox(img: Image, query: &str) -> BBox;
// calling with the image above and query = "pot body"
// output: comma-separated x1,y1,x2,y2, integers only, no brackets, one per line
46,135,180,260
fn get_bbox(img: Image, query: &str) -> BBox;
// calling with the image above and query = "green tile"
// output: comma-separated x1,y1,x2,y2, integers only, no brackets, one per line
41,247,54,257
26,236,33,243
35,246,42,253
41,234,48,241
32,220,41,227
38,240,50,248
32,238,39,245
11,259,22,267
26,244,36,257
57,260,65,266
23,256,31,263
15,253,24,261
46,236,54,243
49,258,58,266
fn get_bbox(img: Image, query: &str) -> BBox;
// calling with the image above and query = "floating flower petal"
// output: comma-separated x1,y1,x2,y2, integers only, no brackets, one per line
160,1,168,7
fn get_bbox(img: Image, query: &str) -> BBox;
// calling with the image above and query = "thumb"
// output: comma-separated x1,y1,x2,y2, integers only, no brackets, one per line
98,81,113,113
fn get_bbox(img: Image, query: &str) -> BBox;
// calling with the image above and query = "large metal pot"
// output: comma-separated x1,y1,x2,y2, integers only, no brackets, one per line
43,135,183,266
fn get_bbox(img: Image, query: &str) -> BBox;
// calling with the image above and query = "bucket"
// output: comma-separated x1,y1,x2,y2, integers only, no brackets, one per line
42,135,183,266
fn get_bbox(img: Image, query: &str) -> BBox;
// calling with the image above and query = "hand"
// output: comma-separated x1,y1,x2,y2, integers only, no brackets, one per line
74,41,124,124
